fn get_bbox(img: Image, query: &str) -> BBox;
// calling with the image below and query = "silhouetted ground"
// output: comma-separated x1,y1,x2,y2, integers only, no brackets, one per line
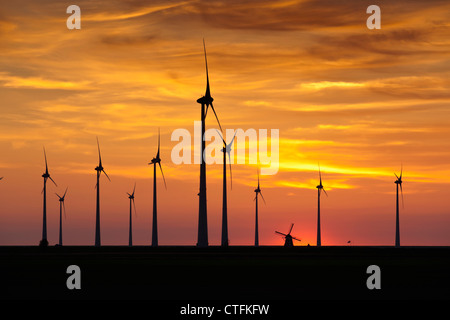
1,245,449,304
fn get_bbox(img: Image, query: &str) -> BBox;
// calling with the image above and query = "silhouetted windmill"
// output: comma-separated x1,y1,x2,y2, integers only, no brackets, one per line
217,130,237,247
196,39,223,247
94,137,110,247
254,169,266,247
149,129,167,247
55,187,68,246
40,147,57,247
127,183,136,247
394,165,404,248
316,164,328,247
275,223,301,247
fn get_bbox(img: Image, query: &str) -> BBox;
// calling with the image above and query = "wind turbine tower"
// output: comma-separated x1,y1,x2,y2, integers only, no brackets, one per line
394,166,404,247
316,164,328,247
127,184,136,247
196,39,222,247
217,130,237,247
40,147,57,247
56,188,68,246
94,137,110,247
149,129,167,247
254,170,266,247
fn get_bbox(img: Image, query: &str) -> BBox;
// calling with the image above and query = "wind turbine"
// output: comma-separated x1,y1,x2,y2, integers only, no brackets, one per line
394,165,404,248
254,169,265,247
94,137,110,247
149,129,167,247
55,188,68,246
316,164,328,247
40,147,57,247
275,223,301,247
127,183,136,247
217,129,237,247
196,39,223,247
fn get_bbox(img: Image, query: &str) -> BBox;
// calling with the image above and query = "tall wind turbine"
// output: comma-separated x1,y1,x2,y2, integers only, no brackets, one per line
217,130,237,247
394,166,404,248
196,39,223,247
149,129,167,247
40,147,57,247
316,164,328,247
127,183,136,247
55,188,68,246
94,137,110,247
254,169,266,247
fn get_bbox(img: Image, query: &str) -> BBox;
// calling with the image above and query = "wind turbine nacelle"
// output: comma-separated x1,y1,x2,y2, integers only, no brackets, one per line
197,95,213,105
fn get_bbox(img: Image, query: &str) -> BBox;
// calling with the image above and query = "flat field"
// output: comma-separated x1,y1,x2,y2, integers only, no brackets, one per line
1,246,449,301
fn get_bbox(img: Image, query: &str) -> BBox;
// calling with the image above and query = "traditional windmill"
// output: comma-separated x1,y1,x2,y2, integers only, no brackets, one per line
275,223,301,247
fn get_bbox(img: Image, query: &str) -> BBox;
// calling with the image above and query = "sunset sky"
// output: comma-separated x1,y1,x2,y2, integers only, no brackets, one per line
1,0,450,246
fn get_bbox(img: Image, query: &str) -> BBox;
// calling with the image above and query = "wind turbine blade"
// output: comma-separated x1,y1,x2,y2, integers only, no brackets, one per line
159,162,167,190
43,147,48,174
63,187,68,198
63,202,66,220
259,191,266,205
132,198,137,217
215,129,226,146
318,163,322,185
400,163,403,179
394,172,399,180
228,152,232,190
209,102,223,133
323,188,328,197
127,192,132,197
229,131,237,147
132,182,136,197
49,176,57,187
96,136,102,165
288,223,294,235
400,183,404,209
102,169,111,182
157,128,161,158
292,237,301,242
275,231,287,236
257,169,260,189
203,38,210,98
